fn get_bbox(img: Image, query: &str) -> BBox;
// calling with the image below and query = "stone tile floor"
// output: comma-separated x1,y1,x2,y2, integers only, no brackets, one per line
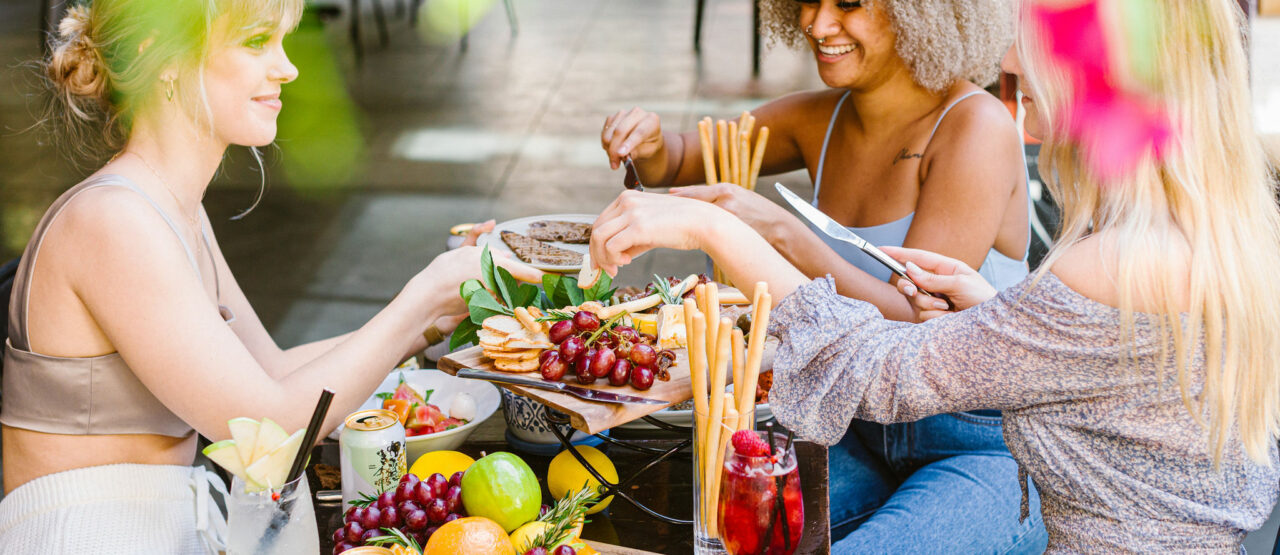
1,0,1278,549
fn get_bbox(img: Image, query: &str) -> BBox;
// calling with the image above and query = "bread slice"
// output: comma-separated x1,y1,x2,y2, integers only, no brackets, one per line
526,221,592,244
501,231,583,266
493,357,541,373
577,251,601,289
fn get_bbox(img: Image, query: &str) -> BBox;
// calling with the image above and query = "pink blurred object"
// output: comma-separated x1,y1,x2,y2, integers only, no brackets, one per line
1031,0,1172,180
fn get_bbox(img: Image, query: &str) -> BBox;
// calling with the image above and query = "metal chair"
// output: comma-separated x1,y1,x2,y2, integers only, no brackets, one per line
694,0,762,76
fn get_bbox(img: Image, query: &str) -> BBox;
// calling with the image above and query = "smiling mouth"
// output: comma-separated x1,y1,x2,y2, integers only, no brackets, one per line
817,44,856,57
252,94,282,111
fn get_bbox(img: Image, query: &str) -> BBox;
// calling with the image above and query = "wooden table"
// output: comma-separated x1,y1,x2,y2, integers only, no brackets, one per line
308,420,830,554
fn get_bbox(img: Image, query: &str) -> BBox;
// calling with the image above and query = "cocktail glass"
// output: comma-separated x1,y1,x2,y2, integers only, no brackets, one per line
717,431,803,555
226,475,320,555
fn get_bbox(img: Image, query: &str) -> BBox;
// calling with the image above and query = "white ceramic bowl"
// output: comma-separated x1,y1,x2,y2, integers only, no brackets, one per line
350,369,500,463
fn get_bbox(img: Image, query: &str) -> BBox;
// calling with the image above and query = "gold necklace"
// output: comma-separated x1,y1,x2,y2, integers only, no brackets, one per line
121,151,204,258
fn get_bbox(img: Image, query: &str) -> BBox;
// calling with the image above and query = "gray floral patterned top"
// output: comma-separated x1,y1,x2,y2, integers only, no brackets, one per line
768,275,1279,552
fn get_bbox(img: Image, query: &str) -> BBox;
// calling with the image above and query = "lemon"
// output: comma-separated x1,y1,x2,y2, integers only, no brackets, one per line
510,521,553,551
547,446,616,514
409,450,475,480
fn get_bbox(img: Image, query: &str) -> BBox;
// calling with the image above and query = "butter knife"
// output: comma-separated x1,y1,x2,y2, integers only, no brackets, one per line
774,182,955,310
456,368,668,405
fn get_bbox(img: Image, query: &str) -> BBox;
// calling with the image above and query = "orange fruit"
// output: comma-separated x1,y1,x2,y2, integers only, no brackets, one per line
423,516,515,555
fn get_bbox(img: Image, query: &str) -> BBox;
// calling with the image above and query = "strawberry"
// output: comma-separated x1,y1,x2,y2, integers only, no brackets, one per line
731,429,770,457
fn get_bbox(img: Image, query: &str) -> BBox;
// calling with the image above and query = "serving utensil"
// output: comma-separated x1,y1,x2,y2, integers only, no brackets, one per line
622,156,645,191
774,182,955,310
456,368,667,405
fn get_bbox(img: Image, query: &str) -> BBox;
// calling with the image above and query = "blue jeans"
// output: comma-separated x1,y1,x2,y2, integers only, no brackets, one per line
830,412,1048,554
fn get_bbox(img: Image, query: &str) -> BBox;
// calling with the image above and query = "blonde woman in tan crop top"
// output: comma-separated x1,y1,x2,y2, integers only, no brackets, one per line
0,0,537,551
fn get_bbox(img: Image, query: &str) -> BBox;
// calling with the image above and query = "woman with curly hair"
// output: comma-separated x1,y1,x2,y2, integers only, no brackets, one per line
600,0,1042,551
0,0,532,551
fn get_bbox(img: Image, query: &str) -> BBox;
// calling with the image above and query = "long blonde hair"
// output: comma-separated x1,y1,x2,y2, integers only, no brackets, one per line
1022,0,1280,465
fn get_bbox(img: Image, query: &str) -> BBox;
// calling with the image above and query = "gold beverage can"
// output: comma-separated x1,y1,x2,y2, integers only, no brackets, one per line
340,409,406,507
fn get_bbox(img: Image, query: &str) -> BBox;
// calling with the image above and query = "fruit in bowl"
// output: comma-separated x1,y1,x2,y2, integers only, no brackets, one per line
354,370,500,462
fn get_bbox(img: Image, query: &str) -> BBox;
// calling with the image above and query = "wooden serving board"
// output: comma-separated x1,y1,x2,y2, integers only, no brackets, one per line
582,540,663,555
437,345,693,435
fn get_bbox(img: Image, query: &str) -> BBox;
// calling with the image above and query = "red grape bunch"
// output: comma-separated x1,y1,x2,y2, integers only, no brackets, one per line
538,311,676,391
333,471,467,553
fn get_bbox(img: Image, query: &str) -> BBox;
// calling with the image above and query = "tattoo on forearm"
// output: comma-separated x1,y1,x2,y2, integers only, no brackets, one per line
893,148,923,165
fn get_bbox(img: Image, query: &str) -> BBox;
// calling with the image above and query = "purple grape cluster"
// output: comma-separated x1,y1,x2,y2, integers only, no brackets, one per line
333,471,466,553
540,312,675,391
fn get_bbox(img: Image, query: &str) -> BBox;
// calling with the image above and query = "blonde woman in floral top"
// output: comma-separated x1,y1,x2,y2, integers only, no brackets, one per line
586,0,1280,551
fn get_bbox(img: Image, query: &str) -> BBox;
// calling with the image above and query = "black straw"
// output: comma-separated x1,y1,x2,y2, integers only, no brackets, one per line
286,388,334,485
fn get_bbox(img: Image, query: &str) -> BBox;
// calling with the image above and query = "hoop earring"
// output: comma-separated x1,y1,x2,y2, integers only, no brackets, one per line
164,78,175,102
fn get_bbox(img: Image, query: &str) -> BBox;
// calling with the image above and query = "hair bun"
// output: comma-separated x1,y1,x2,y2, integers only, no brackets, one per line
48,5,108,102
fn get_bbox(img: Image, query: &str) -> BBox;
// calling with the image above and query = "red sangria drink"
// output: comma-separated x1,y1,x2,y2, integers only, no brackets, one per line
717,430,803,555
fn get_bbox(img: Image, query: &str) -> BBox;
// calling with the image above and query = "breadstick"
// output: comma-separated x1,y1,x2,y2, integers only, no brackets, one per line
704,283,720,375
748,126,770,192
731,328,745,413
708,395,738,537
688,307,709,464
703,318,732,530
739,283,771,427
727,121,740,186
739,130,751,191
716,120,729,185
697,118,717,186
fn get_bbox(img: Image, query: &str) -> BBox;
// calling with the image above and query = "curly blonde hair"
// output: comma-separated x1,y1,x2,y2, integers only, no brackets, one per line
758,0,1013,93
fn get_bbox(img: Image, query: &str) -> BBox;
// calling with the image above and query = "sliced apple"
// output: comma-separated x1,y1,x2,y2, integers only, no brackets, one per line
244,429,304,491
250,417,289,463
202,439,247,481
227,417,260,467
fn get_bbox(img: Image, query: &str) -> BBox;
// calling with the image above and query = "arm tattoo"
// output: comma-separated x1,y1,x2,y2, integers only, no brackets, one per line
893,148,923,165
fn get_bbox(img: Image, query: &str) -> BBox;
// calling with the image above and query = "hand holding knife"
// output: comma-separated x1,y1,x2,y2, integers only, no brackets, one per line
774,183,956,311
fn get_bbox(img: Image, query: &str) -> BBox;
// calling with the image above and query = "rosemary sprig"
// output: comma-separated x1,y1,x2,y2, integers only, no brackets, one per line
529,487,600,549
367,527,423,553
651,274,682,306
536,309,576,323
346,490,379,508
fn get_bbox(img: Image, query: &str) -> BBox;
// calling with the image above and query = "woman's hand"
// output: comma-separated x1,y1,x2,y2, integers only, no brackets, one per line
416,246,543,316
601,107,664,170
669,184,795,241
460,219,495,247
880,246,997,321
589,191,727,277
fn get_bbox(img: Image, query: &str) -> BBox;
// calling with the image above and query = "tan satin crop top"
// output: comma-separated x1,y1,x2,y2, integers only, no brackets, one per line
2,175,231,437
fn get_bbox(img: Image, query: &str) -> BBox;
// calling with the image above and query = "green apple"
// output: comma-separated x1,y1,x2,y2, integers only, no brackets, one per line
250,418,289,463
202,439,246,481
227,417,260,467
245,429,304,491
460,452,541,532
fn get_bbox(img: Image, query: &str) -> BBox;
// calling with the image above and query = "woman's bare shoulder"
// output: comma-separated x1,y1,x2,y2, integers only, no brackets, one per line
1048,233,1191,311
44,183,195,278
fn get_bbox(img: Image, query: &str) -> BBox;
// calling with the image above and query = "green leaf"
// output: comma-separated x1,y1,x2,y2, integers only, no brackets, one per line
421,389,434,403
542,273,563,296
513,283,541,308
494,266,521,308
479,245,496,294
585,272,614,302
565,277,585,307
468,291,512,324
459,279,486,303
449,317,482,350
374,392,393,401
